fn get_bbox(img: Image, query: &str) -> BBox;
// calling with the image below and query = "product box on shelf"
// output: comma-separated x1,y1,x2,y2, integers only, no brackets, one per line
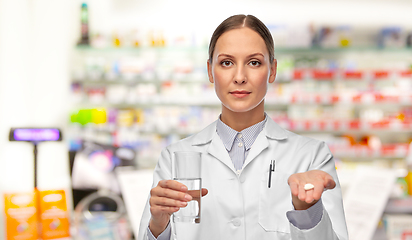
39,190,70,239
384,214,412,240
4,191,39,240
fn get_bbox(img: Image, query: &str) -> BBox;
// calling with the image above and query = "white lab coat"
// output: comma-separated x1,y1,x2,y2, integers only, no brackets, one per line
137,117,348,240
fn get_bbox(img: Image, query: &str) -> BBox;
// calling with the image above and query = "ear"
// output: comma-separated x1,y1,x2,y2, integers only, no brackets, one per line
207,60,214,83
268,59,277,84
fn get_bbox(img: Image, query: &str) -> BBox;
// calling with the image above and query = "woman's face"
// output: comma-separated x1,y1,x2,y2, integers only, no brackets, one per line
207,27,277,115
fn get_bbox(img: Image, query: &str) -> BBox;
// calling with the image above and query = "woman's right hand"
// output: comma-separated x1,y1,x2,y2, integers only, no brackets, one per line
148,180,208,237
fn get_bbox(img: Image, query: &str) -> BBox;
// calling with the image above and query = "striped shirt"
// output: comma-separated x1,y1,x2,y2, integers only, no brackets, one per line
216,115,267,171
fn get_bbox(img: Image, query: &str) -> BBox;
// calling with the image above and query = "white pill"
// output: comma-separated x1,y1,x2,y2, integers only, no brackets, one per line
304,183,314,190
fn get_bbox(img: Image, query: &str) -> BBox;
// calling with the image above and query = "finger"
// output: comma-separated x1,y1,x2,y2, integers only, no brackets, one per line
324,176,336,189
304,188,315,203
151,186,192,202
298,182,307,201
158,180,188,192
187,190,201,199
201,188,208,197
312,182,324,200
150,196,188,209
150,205,180,216
289,182,299,196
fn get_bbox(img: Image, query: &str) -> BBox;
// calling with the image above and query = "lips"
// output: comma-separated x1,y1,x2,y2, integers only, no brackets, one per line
230,90,251,98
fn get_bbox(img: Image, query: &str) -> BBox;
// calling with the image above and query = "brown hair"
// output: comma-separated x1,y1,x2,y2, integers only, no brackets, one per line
208,14,275,64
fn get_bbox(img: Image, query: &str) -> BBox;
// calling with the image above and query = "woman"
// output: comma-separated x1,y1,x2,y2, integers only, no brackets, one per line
138,14,348,240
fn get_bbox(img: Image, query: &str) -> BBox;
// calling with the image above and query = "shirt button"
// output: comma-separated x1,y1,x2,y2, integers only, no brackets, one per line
232,218,241,227
238,142,243,147
237,133,243,138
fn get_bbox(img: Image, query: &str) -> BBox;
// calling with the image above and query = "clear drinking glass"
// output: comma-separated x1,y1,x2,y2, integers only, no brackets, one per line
172,151,202,224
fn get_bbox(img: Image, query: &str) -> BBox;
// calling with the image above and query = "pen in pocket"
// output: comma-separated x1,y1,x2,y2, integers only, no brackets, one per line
268,160,275,188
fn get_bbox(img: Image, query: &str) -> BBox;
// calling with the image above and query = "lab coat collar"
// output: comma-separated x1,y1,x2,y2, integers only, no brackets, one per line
263,115,289,140
207,132,236,172
191,115,288,146
191,121,217,146
191,116,288,173
242,117,289,170
191,121,235,172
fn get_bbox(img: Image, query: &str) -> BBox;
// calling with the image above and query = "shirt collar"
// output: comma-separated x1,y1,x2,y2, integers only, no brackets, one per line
216,114,267,151
242,117,267,150
216,117,238,151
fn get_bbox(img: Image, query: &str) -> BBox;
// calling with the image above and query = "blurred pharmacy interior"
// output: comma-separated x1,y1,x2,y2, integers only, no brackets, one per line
1,0,412,239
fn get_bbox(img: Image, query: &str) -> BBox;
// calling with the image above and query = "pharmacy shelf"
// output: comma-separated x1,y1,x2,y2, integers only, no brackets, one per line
268,93,412,105
72,76,208,84
72,93,412,108
286,119,412,133
384,197,412,214
275,46,412,54
73,69,412,83
331,144,409,159
289,69,412,81
75,123,412,135
72,99,221,108
70,44,412,163
69,123,411,160
74,45,208,53
74,45,412,54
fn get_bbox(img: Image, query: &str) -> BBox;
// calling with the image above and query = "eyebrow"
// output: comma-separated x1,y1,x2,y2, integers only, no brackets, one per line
217,53,265,59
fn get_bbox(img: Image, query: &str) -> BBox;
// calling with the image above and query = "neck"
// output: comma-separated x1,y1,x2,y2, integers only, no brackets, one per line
220,102,265,132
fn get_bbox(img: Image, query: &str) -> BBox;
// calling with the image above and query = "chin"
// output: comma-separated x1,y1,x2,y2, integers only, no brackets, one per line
223,103,260,113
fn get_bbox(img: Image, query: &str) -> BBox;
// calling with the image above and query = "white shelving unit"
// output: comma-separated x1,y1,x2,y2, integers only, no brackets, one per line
69,45,412,168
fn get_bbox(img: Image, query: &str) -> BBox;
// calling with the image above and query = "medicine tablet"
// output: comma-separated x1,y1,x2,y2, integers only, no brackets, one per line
304,183,314,190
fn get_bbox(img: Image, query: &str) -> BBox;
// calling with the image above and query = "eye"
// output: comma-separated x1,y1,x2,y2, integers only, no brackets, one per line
249,61,261,67
221,60,233,67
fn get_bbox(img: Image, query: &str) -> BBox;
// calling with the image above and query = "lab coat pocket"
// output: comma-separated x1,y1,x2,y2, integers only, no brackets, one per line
258,171,293,233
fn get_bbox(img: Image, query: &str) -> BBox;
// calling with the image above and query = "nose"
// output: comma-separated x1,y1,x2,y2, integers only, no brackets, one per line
234,66,247,84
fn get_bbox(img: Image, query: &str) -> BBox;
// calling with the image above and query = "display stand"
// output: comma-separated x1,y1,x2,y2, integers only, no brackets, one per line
8,128,62,237
9,127,62,188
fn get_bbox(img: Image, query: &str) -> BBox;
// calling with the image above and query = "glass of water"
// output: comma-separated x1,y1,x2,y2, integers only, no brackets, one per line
172,151,202,224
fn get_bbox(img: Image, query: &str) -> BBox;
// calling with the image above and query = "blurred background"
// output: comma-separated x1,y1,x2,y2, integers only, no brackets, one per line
1,0,412,239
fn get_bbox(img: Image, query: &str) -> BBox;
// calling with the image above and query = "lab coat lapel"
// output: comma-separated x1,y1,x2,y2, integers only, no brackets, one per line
206,133,236,172
191,120,235,173
243,129,269,169
243,117,288,169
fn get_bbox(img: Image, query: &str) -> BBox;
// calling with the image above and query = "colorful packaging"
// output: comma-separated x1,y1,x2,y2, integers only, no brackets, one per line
39,190,70,239
4,191,39,240
406,170,412,196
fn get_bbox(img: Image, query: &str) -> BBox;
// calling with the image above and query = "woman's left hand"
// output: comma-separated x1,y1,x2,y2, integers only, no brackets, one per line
288,170,336,210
